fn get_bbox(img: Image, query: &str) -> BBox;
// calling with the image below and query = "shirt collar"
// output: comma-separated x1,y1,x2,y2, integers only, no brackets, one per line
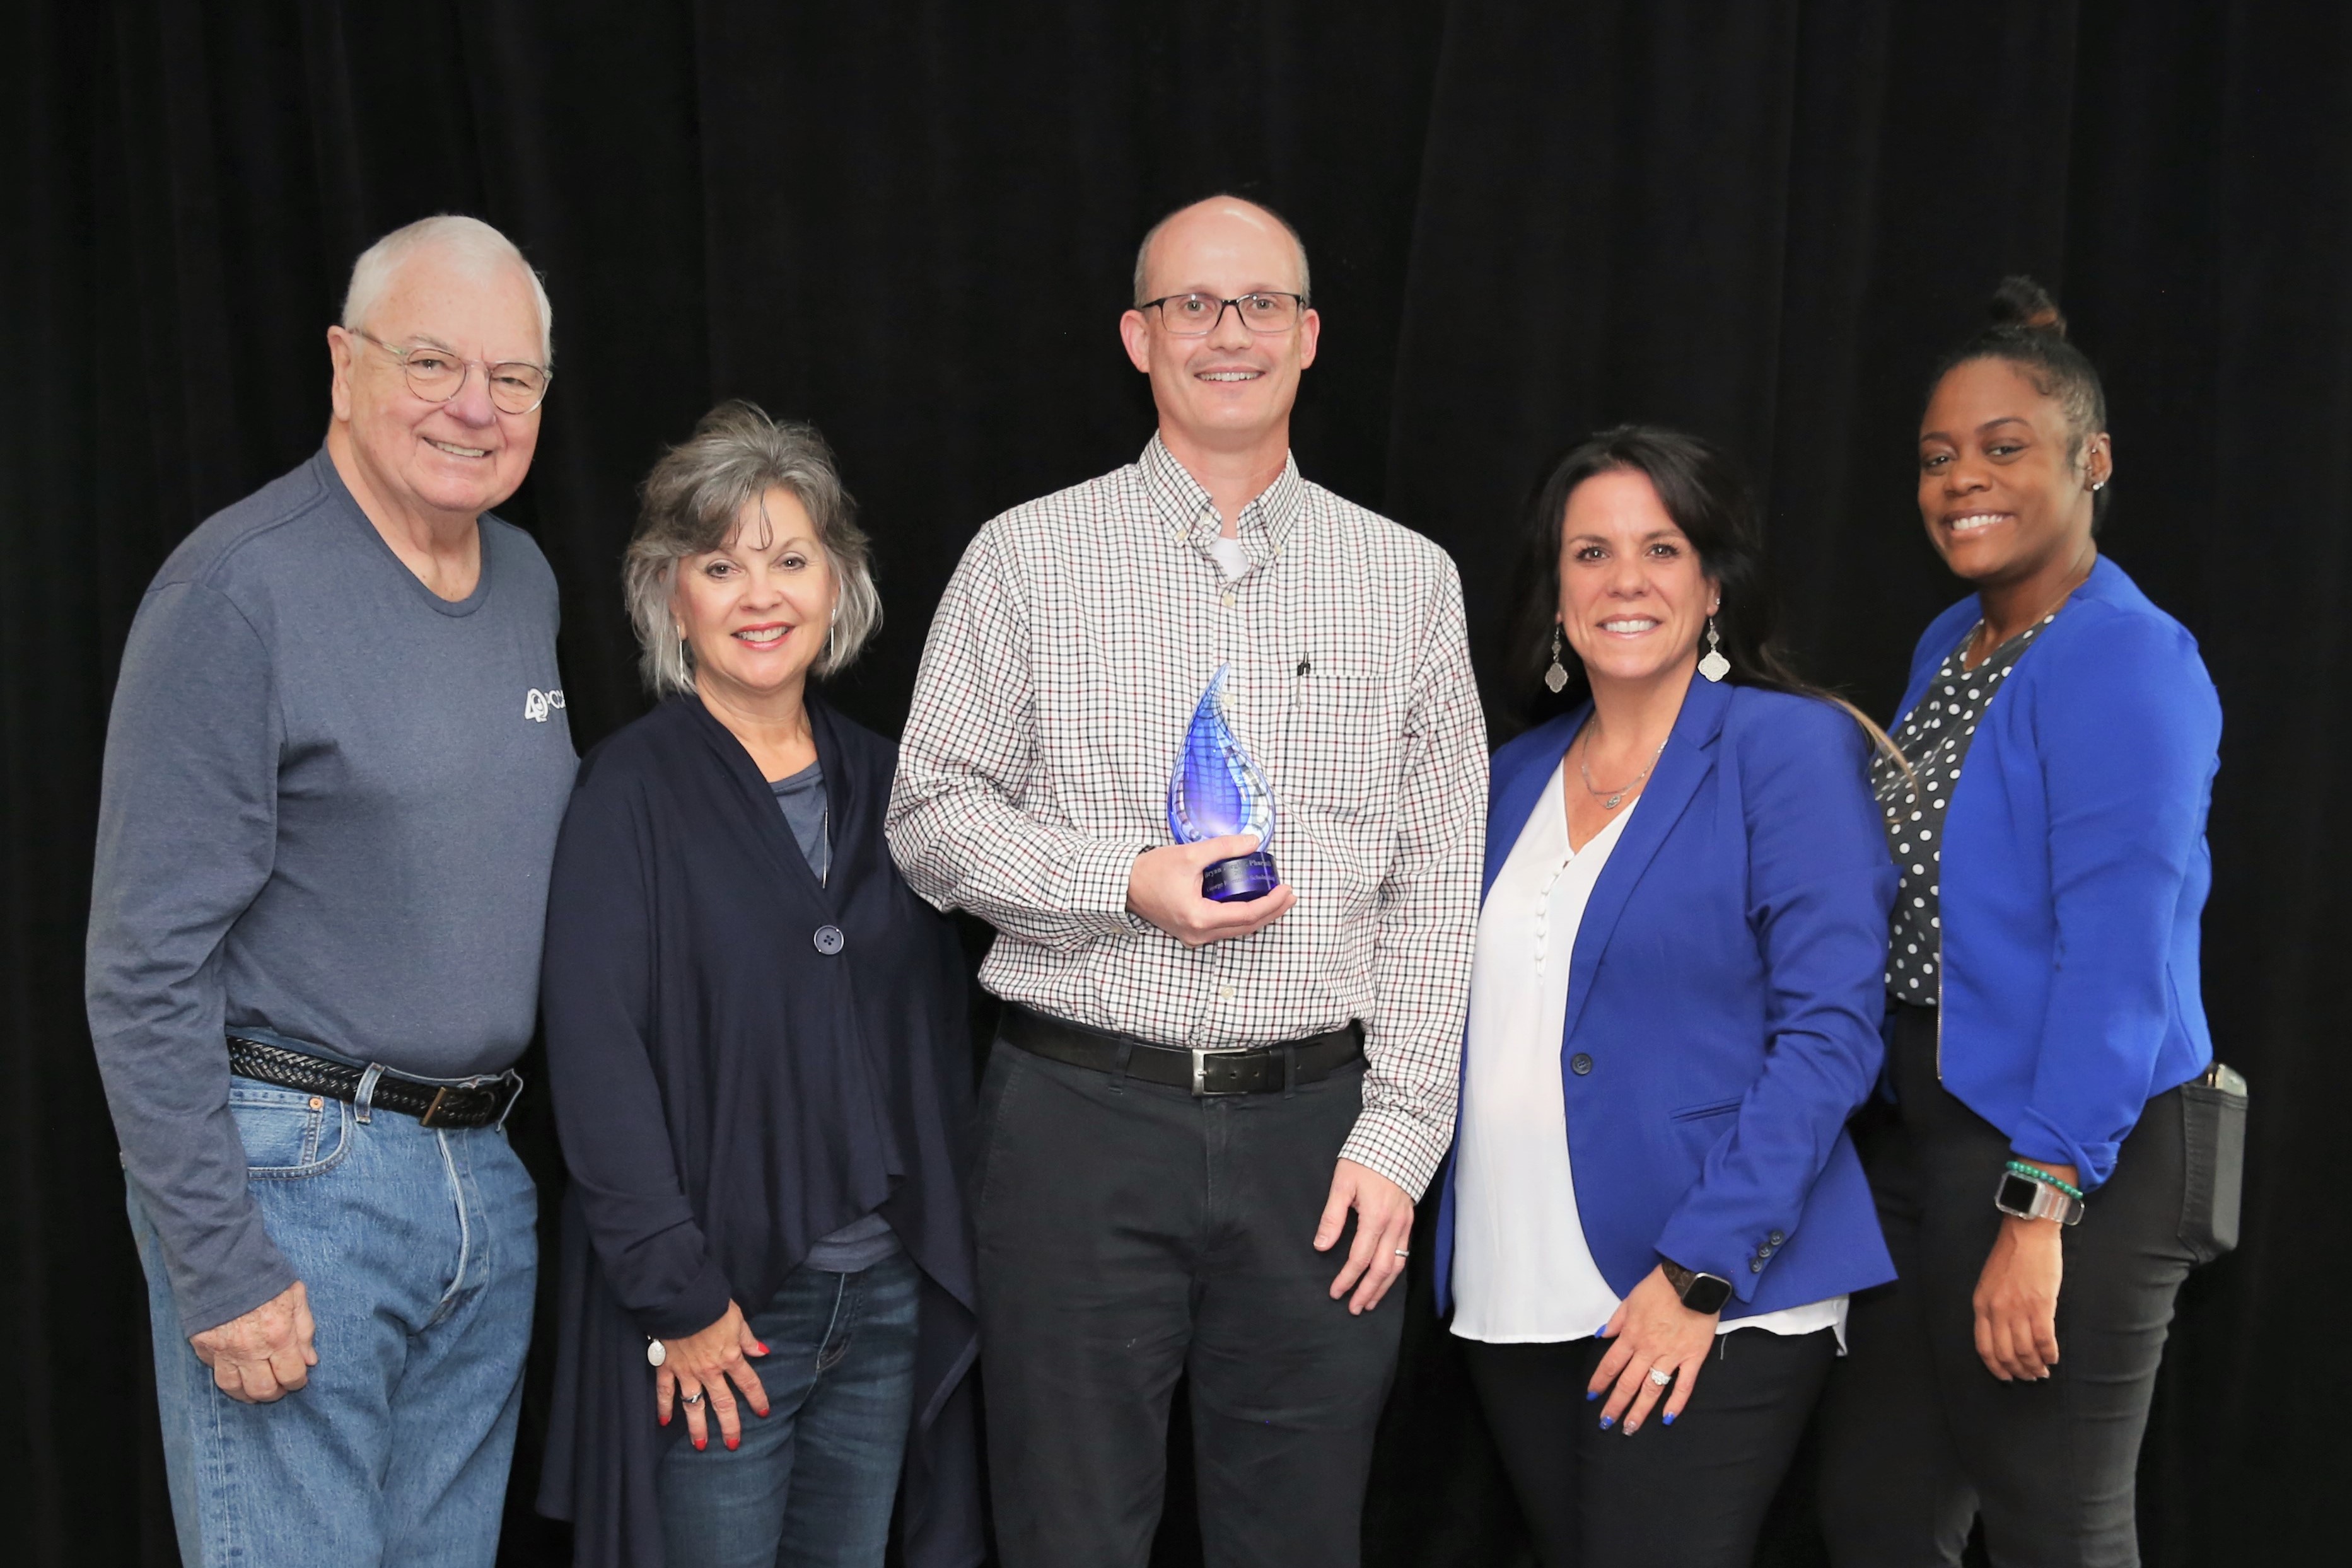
1138,433,1305,571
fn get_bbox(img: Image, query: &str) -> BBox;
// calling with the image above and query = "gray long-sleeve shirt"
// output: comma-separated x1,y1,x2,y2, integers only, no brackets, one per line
86,449,577,1335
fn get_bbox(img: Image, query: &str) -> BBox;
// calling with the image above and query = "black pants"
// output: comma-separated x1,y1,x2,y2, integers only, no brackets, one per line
972,1033,1404,1568
1464,1327,1836,1567
1817,1003,2203,1567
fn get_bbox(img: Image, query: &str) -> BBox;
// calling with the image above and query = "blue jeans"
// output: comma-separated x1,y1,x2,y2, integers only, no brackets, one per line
129,1074,537,1568
658,1250,921,1568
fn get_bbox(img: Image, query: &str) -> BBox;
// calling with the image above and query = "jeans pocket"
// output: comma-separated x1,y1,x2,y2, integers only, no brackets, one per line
229,1076,351,1180
2176,1083,2246,1264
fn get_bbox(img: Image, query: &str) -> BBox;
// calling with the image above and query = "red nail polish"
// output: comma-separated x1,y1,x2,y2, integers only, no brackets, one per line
659,1414,669,1427
693,1437,706,1451
725,1436,739,1451
755,1342,770,1356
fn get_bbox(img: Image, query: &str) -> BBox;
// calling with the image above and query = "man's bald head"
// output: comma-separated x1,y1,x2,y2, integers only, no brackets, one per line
1131,196,1312,308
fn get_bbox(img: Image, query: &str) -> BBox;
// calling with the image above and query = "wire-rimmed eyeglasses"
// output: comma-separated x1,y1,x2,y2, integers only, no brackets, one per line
347,328,553,415
1137,293,1307,337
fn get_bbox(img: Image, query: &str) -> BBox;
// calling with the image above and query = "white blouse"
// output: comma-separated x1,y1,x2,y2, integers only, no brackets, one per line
1450,759,1846,1347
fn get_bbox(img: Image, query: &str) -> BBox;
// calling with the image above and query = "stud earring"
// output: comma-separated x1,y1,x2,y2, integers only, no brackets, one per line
1697,615,1730,683
1544,624,1569,694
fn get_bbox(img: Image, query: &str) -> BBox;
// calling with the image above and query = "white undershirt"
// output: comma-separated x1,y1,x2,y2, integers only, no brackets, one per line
1206,533,1251,579
1450,760,1846,1346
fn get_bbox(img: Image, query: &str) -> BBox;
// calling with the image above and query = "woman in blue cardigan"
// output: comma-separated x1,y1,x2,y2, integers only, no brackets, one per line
1435,427,1897,1564
1817,281,2223,1565
535,404,980,1568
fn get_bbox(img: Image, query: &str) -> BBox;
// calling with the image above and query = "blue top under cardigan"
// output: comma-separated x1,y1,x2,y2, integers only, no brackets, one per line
535,694,982,1568
1434,677,1899,1318
1893,555,2220,1190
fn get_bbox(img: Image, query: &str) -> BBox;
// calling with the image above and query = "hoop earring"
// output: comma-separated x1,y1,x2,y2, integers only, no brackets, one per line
1544,624,1569,694
1697,616,1730,683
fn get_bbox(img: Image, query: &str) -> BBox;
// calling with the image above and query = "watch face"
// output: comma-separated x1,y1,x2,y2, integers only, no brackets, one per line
1682,1273,1733,1314
1997,1173,2043,1215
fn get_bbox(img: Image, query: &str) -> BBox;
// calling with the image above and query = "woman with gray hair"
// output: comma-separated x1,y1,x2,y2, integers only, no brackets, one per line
535,402,981,1568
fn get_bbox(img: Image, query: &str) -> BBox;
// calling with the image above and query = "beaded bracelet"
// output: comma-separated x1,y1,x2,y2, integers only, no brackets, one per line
2006,1159,2085,1202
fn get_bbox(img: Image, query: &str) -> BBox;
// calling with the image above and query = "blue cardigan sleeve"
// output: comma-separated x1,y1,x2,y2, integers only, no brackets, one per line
1653,702,1897,1298
541,770,737,1340
2010,612,2221,1187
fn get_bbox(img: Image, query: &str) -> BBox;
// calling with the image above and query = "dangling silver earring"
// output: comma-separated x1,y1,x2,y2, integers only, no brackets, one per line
1544,624,1569,693
1698,615,1730,683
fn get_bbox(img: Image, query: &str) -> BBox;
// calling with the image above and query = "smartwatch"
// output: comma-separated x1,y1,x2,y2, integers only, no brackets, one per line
1994,1170,2084,1226
1660,1258,1733,1315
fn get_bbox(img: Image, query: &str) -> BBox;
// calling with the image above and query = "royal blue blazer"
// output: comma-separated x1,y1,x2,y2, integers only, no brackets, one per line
1894,556,2220,1191
1434,677,1899,1318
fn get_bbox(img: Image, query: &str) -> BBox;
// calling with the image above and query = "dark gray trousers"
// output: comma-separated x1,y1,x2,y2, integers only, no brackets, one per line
972,1033,1404,1568
1817,1003,2202,1567
1464,1327,1836,1567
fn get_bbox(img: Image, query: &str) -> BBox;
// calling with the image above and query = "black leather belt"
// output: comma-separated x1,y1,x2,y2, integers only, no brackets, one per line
999,1004,1363,1096
227,1036,522,1129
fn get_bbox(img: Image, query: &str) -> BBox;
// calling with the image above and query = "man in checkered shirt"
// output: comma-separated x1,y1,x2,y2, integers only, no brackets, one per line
887,195,1485,1567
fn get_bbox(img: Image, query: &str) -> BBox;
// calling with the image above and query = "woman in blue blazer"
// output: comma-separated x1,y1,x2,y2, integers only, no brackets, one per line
1817,281,2223,1566
1435,427,1897,1564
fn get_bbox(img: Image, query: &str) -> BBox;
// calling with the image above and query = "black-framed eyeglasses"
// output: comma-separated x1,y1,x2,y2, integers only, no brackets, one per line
348,328,553,415
1138,292,1307,337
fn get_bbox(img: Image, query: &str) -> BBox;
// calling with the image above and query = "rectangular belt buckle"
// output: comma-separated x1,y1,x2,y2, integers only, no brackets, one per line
1191,1048,1249,1097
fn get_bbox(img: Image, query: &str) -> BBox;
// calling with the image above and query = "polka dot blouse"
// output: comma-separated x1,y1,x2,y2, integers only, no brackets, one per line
1870,610,2060,1005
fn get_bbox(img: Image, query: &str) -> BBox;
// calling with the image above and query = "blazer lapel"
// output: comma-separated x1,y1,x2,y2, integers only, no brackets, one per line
1484,711,1583,898
1558,675,1732,1045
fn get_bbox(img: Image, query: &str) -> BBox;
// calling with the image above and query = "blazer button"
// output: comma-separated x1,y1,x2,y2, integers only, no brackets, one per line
1569,1053,1593,1076
1769,1231,1784,1246
1750,1259,1764,1273
813,925,845,956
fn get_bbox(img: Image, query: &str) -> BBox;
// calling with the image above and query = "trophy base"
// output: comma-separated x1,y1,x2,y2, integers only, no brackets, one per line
1201,851,1279,903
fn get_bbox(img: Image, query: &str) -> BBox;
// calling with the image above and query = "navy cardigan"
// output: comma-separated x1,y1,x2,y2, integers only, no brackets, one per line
535,694,982,1567
1894,555,2221,1189
1435,677,1898,1317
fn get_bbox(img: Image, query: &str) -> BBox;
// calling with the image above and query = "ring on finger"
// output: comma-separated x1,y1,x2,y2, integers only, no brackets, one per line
682,1390,704,1406
1646,1366,1674,1388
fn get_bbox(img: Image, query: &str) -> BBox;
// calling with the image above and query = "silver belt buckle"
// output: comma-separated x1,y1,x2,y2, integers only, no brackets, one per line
1191,1047,1210,1096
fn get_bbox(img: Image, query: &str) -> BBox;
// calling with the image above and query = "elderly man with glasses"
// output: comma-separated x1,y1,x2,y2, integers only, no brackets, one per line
889,195,1486,1567
87,214,574,1567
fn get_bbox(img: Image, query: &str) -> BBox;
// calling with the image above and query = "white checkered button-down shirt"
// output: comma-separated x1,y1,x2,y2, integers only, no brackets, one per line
887,436,1486,1197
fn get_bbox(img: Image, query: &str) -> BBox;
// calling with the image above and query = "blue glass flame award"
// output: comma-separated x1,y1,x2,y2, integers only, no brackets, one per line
1166,663,1280,901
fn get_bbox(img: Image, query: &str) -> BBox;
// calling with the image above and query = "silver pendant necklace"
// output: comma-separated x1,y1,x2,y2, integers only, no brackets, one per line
1577,729,1668,811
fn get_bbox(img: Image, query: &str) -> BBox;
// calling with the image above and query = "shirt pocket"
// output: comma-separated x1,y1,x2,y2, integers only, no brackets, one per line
1276,654,1397,820
229,1077,352,1180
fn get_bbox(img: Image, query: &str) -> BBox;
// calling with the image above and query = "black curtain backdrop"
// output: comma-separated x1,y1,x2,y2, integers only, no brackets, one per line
5,3,2344,1564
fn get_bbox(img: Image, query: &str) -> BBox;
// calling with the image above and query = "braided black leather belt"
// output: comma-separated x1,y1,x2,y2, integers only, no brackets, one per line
1000,1004,1363,1096
227,1036,523,1129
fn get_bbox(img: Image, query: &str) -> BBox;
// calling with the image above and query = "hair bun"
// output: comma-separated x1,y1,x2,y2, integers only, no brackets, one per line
1989,275,2068,338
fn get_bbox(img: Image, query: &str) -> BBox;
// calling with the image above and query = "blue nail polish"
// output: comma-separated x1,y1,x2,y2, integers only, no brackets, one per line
1585,1388,1600,1402
1598,1415,1614,1430
1596,1323,1612,1337
1662,1412,1675,1426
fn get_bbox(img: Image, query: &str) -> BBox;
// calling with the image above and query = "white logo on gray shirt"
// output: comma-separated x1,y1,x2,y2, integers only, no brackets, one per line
524,688,566,723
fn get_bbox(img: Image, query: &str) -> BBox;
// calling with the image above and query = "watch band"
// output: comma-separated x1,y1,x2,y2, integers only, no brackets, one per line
1994,1170,2084,1226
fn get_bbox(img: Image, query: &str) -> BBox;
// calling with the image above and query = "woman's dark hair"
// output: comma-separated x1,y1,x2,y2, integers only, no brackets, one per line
1929,276,2112,527
1505,424,1825,726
